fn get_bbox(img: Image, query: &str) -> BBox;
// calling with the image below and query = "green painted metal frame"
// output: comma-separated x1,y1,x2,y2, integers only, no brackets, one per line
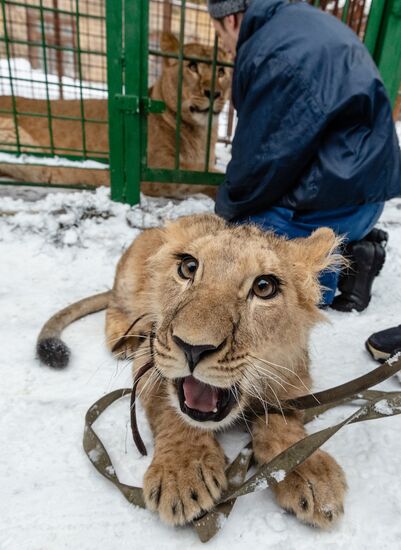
372,0,401,106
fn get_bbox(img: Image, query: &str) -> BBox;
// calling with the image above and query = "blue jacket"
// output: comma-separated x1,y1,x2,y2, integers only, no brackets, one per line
216,0,401,221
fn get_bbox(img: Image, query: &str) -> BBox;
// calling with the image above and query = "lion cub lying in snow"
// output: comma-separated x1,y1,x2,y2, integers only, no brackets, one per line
37,214,346,527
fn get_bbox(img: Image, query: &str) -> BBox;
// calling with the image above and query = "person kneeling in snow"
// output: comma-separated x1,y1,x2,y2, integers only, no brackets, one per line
207,0,401,310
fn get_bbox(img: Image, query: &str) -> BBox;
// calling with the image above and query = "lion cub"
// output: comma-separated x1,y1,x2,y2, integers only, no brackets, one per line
105,214,346,527
37,214,346,527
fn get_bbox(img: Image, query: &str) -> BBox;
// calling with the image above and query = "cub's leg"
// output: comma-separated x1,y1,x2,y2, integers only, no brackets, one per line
140,373,227,525
252,413,346,527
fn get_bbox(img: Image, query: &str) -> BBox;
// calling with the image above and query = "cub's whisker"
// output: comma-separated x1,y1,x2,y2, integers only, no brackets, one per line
230,386,252,436
107,332,151,346
250,354,317,401
246,359,289,394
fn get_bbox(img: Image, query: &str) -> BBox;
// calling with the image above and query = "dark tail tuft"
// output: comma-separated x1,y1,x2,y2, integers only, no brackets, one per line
37,337,71,369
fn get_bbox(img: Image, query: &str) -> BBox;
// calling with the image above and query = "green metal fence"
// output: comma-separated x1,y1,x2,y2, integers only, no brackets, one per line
0,0,400,203
0,0,109,189
0,0,108,157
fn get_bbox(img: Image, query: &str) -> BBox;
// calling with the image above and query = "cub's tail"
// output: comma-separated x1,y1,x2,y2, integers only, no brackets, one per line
37,291,111,368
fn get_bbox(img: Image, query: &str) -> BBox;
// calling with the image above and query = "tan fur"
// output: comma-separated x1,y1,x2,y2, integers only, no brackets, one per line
104,214,347,527
0,33,231,198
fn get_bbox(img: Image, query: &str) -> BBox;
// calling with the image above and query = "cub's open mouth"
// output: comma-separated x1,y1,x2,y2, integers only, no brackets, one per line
175,376,237,422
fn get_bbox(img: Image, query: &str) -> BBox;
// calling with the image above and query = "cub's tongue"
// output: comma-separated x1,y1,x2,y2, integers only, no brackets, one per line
183,376,219,413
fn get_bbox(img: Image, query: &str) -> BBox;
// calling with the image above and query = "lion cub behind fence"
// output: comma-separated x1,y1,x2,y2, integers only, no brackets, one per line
37,214,346,528
0,32,231,198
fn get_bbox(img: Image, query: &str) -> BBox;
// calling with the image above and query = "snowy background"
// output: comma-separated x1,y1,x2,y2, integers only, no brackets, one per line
1,175,401,550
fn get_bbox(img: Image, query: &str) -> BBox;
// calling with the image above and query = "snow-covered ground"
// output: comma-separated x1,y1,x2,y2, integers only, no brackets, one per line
1,184,401,550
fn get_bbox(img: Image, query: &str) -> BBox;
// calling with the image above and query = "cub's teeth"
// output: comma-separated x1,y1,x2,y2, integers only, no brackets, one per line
185,401,188,406
213,407,218,413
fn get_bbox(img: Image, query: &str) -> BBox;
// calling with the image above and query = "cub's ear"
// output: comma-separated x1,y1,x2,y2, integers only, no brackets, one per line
287,228,346,306
289,227,345,275
160,31,180,54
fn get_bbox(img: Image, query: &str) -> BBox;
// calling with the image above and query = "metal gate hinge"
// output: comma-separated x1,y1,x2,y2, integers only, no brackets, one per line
114,95,165,115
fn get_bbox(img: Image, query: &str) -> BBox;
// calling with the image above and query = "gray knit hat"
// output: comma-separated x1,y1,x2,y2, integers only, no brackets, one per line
207,0,249,19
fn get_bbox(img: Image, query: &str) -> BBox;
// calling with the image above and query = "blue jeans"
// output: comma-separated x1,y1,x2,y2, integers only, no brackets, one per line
245,203,385,305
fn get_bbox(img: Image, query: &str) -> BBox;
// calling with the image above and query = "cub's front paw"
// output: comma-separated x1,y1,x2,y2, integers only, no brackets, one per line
274,449,347,528
143,446,227,525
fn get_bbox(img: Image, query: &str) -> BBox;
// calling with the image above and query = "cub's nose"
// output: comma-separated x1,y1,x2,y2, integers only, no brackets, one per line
172,336,218,373
204,90,221,100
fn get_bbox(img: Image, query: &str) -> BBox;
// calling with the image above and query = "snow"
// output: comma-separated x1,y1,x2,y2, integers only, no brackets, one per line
270,470,286,483
0,58,107,100
1,181,401,549
0,151,108,170
373,399,401,416
388,350,401,366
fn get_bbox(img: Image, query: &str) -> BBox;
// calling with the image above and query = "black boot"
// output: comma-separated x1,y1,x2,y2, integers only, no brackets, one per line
363,227,389,248
330,239,386,312
366,325,401,362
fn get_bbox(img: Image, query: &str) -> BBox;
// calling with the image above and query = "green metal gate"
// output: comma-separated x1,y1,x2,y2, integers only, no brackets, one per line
0,0,400,203
106,0,230,205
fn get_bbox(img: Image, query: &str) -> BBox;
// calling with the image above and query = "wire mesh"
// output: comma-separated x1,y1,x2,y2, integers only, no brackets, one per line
0,0,108,160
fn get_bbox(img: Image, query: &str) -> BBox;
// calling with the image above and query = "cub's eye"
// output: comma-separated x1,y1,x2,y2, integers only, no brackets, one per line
217,67,225,77
188,61,198,73
252,275,280,299
178,256,198,280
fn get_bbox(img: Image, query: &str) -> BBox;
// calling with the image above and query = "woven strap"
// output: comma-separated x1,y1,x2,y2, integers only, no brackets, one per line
83,353,401,543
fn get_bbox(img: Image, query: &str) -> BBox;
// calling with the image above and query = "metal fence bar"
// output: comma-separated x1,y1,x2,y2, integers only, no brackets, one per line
204,35,218,172
148,48,233,67
373,0,401,107
143,167,222,185
74,0,88,158
3,0,105,21
0,37,107,57
174,0,186,171
364,0,387,55
1,0,21,153
0,74,107,93
0,141,107,155
0,179,97,189
0,109,107,124
106,0,124,202
122,0,143,204
139,0,150,184
342,0,351,22
0,145,108,159
53,0,64,98
38,0,55,153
